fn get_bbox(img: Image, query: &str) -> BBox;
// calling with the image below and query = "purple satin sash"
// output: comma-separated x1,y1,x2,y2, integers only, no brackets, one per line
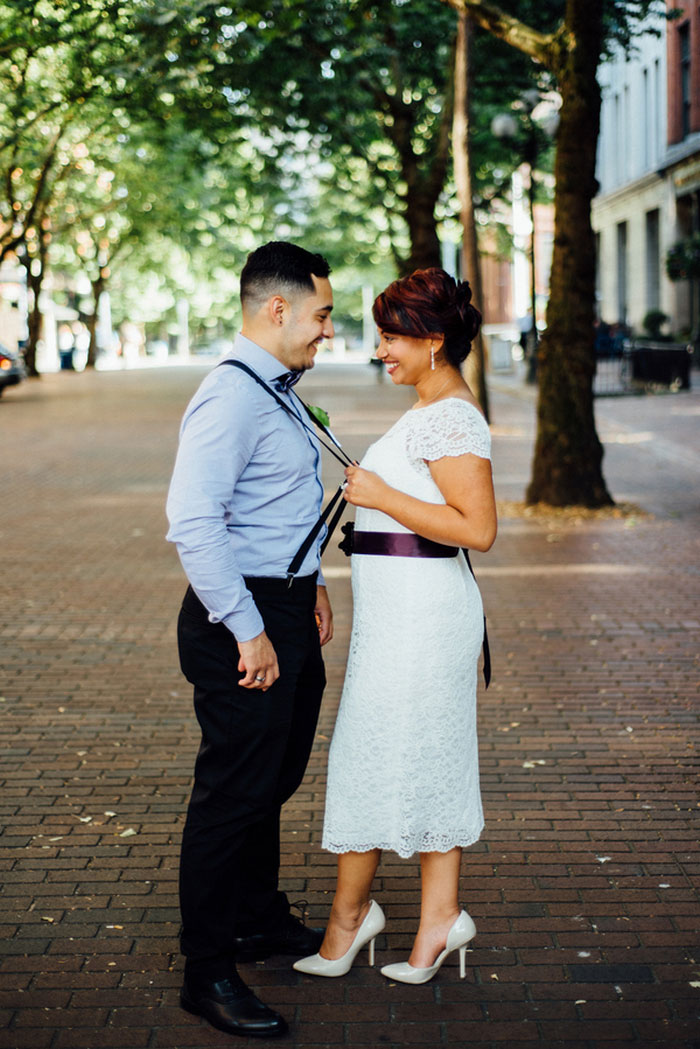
350,529,459,559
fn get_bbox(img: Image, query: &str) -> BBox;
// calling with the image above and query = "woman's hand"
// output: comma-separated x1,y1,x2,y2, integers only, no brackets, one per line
343,464,389,509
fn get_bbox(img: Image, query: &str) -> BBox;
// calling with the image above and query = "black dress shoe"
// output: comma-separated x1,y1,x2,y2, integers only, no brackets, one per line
180,972,288,1039
233,912,325,962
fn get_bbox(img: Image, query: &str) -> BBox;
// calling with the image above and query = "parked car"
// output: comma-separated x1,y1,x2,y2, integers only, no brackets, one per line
0,343,27,397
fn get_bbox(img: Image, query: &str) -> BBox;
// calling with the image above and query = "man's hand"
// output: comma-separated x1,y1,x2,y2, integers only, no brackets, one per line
315,585,333,646
237,630,280,690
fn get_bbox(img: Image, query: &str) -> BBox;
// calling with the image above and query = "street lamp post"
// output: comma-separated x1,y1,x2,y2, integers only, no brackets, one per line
523,132,538,378
492,91,559,383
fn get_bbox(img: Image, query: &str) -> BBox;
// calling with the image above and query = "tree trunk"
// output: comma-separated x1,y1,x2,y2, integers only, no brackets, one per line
526,0,613,507
400,186,444,274
22,251,47,378
453,10,490,422
25,277,43,378
385,85,448,274
86,273,106,368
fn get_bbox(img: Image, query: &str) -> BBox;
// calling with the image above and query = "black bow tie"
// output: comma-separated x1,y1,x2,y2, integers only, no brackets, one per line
273,370,303,393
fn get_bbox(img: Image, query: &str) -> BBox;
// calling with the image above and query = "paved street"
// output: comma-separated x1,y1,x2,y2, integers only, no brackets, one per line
1,362,699,1049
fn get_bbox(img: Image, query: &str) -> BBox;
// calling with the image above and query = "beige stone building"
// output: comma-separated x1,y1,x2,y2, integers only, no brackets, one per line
592,3,700,338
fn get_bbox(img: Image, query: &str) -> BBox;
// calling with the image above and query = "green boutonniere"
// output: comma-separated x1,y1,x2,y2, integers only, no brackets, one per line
307,404,330,428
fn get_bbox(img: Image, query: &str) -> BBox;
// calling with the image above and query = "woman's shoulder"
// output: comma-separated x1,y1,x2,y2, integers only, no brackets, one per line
406,397,491,460
411,396,488,427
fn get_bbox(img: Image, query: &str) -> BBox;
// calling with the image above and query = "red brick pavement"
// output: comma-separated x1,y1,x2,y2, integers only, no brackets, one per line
0,364,698,1049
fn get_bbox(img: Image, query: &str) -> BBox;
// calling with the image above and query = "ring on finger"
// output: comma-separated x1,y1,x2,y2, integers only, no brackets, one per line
255,674,265,683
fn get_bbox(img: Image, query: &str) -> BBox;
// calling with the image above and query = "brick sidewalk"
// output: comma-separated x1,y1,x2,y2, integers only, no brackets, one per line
1,365,698,1049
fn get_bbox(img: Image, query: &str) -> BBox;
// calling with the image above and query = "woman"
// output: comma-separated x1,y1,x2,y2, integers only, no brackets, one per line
295,267,497,985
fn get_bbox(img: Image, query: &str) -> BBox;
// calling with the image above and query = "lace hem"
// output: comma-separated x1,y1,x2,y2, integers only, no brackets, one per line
322,827,484,860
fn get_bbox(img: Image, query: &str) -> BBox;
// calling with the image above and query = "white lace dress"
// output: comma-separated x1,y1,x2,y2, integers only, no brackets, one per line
322,398,491,859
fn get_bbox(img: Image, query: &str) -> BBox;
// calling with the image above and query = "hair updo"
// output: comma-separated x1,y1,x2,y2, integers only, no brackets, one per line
372,267,481,368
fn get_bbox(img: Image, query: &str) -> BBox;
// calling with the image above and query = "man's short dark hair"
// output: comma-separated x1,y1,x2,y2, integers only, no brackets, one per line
240,241,331,311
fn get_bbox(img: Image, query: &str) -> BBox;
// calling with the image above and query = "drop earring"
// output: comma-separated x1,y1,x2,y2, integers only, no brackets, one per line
430,345,435,370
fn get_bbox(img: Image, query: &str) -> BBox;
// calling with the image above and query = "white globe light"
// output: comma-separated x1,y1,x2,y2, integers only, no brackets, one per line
491,113,519,139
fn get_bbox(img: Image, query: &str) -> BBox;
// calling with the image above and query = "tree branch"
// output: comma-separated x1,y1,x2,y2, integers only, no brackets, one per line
0,116,68,261
0,98,72,156
439,0,561,68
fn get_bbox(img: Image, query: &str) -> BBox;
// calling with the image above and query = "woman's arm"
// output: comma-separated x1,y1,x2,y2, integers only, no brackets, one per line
343,453,497,552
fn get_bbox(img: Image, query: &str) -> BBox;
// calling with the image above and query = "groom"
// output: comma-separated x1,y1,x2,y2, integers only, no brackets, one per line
166,241,335,1038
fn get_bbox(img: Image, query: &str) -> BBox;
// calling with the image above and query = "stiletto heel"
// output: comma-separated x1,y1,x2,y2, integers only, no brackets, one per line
293,900,386,977
380,910,476,985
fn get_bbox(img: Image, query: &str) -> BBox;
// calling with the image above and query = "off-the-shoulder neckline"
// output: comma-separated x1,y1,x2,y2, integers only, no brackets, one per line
409,396,486,420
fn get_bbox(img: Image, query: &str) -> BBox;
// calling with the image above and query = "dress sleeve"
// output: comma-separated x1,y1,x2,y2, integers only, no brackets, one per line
405,399,491,462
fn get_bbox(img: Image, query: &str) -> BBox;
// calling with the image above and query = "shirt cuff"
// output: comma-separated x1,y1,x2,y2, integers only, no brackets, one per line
216,605,265,643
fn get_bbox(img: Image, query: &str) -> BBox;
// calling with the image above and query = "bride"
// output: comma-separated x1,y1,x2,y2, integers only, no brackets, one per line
295,267,497,985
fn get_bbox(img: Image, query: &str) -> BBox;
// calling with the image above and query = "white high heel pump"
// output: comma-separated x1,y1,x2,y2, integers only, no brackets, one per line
380,910,476,985
293,900,386,977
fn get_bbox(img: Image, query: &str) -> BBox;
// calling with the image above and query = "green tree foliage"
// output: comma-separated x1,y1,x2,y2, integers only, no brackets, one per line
0,0,174,369
13,0,650,400
153,0,548,273
1,0,553,375
0,1,296,368
143,0,456,272
0,0,175,260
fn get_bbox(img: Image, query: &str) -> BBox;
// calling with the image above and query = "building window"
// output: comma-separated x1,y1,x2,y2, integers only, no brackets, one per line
680,22,691,139
614,93,621,184
617,222,628,324
643,69,650,169
595,233,601,320
624,85,631,179
645,210,660,314
654,58,661,161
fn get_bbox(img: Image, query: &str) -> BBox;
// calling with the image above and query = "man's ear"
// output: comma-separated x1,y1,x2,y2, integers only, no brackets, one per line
268,295,288,326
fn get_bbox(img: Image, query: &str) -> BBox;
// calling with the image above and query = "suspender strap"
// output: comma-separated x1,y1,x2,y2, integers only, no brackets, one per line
218,358,351,582
463,549,491,689
286,484,345,584
321,486,350,555
219,359,354,468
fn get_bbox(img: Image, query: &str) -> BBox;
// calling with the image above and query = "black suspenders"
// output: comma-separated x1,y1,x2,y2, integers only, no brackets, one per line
218,359,352,582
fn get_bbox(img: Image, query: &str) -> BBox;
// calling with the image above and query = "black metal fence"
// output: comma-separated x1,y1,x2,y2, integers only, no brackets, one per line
594,341,693,396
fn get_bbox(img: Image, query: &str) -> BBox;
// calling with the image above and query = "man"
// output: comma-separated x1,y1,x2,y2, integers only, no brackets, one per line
166,242,335,1039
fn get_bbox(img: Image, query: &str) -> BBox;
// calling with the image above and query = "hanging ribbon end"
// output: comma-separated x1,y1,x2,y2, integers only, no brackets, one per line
338,521,355,557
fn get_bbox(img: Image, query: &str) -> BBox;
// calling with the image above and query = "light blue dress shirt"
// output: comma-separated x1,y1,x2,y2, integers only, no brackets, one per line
166,334,326,642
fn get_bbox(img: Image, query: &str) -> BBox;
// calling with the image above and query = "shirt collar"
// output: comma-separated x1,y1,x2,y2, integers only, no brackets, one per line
228,333,287,384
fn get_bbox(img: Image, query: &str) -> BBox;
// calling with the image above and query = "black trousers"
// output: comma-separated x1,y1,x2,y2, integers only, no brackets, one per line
177,576,325,968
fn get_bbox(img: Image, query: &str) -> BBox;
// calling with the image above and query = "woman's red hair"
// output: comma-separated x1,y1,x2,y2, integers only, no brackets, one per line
373,267,481,367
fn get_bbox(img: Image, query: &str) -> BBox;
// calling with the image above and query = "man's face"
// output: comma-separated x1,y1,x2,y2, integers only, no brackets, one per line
278,276,334,371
